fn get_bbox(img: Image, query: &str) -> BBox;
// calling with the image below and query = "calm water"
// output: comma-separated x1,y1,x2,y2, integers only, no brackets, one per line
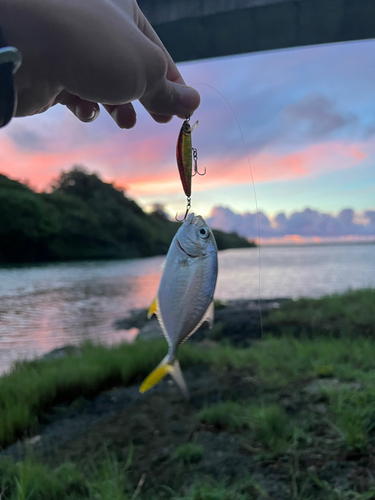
0,243,374,374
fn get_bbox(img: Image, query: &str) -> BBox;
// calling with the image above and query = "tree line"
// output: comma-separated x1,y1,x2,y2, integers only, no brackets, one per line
0,167,255,264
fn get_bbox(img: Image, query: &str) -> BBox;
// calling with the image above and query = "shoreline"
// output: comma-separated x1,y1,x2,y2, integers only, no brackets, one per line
0,289,374,498
38,298,289,365
113,298,289,346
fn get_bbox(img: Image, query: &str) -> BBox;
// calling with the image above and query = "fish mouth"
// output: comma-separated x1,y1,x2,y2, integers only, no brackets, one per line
177,238,198,258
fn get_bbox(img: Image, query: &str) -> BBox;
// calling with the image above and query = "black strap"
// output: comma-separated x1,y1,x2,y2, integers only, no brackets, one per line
0,27,16,128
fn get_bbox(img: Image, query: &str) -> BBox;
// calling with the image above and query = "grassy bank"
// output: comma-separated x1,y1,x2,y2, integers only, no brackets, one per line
0,288,374,499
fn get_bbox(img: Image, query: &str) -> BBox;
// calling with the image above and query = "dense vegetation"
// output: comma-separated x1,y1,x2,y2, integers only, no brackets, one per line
0,168,254,264
0,289,375,498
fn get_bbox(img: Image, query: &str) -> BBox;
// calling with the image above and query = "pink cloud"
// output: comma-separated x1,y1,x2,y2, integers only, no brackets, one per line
126,140,366,196
0,136,102,189
207,206,375,239
261,234,375,245
0,108,369,199
0,125,174,190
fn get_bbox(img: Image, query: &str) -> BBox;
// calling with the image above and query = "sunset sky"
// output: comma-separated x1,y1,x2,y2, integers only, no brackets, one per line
1,38,374,239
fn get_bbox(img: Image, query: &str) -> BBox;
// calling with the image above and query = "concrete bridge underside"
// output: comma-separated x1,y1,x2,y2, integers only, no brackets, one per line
137,0,375,62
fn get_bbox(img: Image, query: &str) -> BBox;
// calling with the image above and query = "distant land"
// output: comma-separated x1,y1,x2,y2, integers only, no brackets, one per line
0,168,255,264
207,206,375,244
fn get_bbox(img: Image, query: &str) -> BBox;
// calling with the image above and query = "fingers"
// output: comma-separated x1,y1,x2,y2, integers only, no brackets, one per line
57,91,137,128
148,113,173,124
140,79,200,118
103,103,137,129
58,92,100,122
54,2,200,128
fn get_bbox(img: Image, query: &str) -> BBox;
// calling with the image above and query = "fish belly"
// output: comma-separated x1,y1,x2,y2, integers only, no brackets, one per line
157,247,217,348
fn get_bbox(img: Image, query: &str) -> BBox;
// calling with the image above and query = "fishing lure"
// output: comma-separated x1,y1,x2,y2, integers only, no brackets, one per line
176,115,205,221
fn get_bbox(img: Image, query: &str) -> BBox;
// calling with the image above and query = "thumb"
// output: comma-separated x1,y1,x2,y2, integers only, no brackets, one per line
140,80,200,117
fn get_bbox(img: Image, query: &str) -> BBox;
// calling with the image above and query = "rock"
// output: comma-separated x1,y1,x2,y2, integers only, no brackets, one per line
113,309,149,330
42,345,82,361
113,298,289,346
319,461,356,490
136,318,163,341
152,446,171,464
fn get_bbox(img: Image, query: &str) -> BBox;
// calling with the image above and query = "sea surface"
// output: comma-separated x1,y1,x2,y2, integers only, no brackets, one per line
0,243,374,374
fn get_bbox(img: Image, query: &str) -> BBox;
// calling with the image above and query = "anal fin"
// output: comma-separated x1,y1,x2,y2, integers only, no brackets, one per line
204,301,215,329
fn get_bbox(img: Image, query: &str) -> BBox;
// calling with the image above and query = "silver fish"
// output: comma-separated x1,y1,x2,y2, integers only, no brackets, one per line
140,213,218,398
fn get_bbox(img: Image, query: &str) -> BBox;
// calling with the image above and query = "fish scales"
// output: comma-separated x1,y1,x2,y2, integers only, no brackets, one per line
158,242,216,342
140,213,218,398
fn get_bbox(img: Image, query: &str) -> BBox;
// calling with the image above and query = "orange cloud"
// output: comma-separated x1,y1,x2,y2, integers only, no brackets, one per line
124,140,368,197
0,118,369,198
0,135,105,189
260,234,375,245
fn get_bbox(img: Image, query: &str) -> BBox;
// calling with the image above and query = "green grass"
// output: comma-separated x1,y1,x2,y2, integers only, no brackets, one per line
3,330,375,449
246,403,292,454
172,476,267,500
0,457,268,500
198,401,292,455
0,340,178,447
265,288,375,338
206,335,375,387
0,450,133,500
323,387,375,450
174,443,204,464
197,401,248,431
2,334,375,450
0,459,86,499
0,288,375,499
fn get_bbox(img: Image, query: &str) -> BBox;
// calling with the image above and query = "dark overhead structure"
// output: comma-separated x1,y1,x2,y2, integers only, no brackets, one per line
137,0,375,62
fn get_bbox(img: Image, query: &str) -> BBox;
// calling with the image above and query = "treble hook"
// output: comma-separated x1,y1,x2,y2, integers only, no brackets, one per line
175,197,191,222
191,147,206,177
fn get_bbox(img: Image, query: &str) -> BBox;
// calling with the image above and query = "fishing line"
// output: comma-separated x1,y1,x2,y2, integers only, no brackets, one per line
190,82,264,339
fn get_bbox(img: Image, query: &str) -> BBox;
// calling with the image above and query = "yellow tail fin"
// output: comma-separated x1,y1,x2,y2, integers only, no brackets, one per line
140,358,189,399
140,362,172,393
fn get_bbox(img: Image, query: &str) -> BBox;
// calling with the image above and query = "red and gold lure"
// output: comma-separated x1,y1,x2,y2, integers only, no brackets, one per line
175,115,202,221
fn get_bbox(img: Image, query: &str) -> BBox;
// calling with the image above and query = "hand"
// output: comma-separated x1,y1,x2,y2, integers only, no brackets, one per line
1,0,200,128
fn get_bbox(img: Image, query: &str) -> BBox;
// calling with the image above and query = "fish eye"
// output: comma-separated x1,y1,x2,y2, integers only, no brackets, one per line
199,227,209,239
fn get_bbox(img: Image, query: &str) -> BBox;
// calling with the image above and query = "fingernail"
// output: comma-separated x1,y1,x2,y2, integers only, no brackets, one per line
111,108,136,129
86,109,97,122
77,107,98,122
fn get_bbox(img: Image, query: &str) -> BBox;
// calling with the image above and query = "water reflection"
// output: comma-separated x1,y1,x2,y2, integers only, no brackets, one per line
0,257,165,373
0,244,374,374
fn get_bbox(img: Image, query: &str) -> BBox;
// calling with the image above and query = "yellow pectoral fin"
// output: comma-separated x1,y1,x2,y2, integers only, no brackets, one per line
140,363,173,393
147,297,158,319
